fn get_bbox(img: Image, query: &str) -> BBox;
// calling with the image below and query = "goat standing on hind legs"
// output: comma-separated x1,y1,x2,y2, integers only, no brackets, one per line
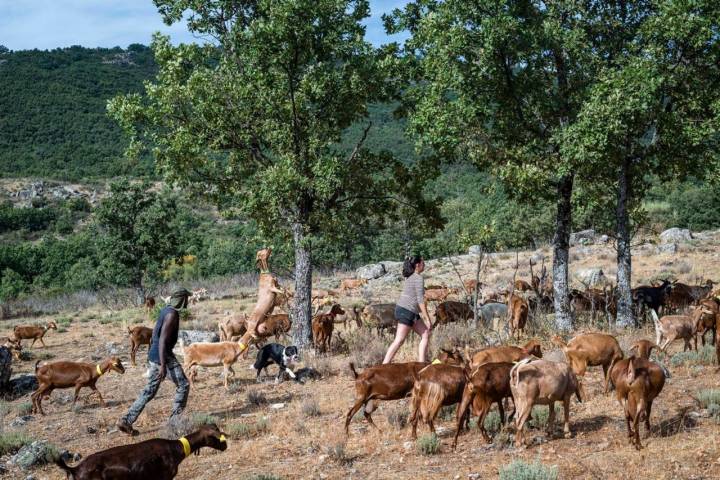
236,248,288,356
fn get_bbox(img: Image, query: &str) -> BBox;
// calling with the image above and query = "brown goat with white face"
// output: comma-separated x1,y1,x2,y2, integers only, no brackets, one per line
552,332,624,395
12,321,57,348
32,357,125,415
510,359,582,448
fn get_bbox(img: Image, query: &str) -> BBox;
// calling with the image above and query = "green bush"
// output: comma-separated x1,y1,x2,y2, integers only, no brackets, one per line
670,345,716,367
0,432,32,456
16,402,32,416
191,412,220,427
0,268,26,301
301,399,321,418
695,389,720,408
226,418,269,438
499,459,558,480
416,433,440,455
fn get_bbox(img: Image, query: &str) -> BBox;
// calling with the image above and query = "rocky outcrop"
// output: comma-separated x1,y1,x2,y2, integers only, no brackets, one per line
660,228,692,243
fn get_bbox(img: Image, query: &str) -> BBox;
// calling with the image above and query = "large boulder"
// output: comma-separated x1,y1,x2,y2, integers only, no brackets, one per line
570,229,597,246
660,228,692,243
0,346,12,392
178,330,219,346
656,243,678,254
574,268,609,288
10,440,59,470
5,375,38,400
356,263,386,280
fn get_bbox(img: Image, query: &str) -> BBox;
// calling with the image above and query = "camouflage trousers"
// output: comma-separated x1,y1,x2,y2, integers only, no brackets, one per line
121,356,189,425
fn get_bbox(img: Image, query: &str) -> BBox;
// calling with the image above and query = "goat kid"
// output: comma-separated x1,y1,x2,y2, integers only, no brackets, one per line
128,326,153,366
651,310,698,352
12,321,57,348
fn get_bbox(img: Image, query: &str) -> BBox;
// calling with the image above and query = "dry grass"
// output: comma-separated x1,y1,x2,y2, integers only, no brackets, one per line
3,237,720,478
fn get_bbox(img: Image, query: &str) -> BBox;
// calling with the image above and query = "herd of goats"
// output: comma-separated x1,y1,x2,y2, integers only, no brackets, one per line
1,248,720,478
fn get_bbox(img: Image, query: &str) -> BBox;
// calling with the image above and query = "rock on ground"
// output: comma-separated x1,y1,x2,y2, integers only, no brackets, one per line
6,375,38,400
570,229,597,246
660,227,692,243
178,330,219,346
356,263,386,280
10,440,58,471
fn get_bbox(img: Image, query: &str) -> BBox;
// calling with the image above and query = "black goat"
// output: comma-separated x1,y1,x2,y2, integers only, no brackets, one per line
632,279,672,323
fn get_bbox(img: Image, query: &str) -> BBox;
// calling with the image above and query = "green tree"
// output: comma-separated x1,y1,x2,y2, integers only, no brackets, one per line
562,1,720,325
94,179,184,304
0,268,26,301
387,0,611,329
109,0,438,347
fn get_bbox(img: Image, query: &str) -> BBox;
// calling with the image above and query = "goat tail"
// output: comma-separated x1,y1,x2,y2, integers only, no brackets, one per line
34,360,42,373
422,382,445,419
348,362,359,379
650,308,662,344
510,357,532,388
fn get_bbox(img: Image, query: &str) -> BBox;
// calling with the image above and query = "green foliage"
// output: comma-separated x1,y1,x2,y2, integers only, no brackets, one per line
225,418,270,439
416,433,440,455
670,345,716,367
499,459,558,480
0,268,26,301
695,389,720,408
0,432,32,456
0,46,155,180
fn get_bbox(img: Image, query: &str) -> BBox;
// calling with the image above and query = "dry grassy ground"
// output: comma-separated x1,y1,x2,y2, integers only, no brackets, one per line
2,238,720,479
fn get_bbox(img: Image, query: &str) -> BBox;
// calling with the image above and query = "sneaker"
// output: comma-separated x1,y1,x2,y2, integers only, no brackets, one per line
116,419,139,436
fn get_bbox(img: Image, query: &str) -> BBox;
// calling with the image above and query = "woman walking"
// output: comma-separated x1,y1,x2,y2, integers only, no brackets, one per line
383,255,433,363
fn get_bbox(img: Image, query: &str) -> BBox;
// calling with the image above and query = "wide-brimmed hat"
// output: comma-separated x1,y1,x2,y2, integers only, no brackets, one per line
168,289,192,309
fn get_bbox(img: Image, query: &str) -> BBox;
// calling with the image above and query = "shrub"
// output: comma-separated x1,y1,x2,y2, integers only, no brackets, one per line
484,410,502,433
416,433,440,455
499,459,558,480
327,442,352,466
346,328,388,368
16,402,32,416
695,389,720,408
670,345,716,367
192,412,220,427
387,408,408,429
301,398,321,417
0,432,32,456
226,418,269,438
247,390,268,406
529,405,562,430
439,405,456,421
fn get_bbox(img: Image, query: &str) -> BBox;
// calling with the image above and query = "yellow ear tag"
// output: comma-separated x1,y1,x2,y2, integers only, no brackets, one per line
219,434,227,443
179,437,191,458
96,365,104,376
431,359,442,365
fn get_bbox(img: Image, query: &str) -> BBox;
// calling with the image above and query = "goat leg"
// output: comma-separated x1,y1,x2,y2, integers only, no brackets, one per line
90,385,106,407
40,337,47,348
345,398,366,435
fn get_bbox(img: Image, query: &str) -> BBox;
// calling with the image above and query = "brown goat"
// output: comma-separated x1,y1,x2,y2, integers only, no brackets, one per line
13,321,57,348
424,287,457,303
507,293,529,338
32,357,125,415
434,301,473,328
409,363,467,439
334,305,363,330
651,311,698,352
629,339,660,360
510,358,582,447
692,299,719,346
1,337,23,360
340,278,367,292
218,313,248,342
127,326,153,366
56,423,228,480
609,356,666,449
345,362,428,435
312,304,345,352
143,296,156,314
361,303,397,336
182,341,246,389
514,279,533,292
552,333,624,394
467,339,543,369
453,361,514,449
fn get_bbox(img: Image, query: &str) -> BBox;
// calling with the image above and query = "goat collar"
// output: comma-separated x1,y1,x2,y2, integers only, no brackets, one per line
96,364,104,376
179,437,192,458
259,269,271,274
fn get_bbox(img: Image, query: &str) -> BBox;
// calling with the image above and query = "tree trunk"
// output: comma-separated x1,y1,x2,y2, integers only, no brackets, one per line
290,221,313,350
616,158,634,327
552,174,574,331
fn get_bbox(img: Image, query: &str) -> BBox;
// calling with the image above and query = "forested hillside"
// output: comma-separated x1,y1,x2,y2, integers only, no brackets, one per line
0,45,719,304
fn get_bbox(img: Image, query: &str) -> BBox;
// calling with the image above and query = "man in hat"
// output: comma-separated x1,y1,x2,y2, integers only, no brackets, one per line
117,289,191,436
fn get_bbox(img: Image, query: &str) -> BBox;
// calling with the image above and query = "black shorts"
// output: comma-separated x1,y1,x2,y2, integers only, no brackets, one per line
395,306,420,326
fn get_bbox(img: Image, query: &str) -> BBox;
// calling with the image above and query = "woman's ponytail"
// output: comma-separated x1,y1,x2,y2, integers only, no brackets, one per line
402,255,423,278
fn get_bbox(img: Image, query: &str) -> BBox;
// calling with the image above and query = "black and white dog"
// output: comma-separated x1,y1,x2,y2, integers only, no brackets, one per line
252,343,299,383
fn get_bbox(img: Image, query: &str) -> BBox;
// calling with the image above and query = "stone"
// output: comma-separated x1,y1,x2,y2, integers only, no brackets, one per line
177,330,219,346
660,227,692,243
570,229,597,246
598,234,609,243
656,243,678,254
270,403,285,409
356,263,386,280
381,261,404,275
10,440,58,470
573,268,608,288
6,375,37,400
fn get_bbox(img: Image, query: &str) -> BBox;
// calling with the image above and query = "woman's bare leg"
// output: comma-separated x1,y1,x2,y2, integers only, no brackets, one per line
383,324,412,364
413,321,431,362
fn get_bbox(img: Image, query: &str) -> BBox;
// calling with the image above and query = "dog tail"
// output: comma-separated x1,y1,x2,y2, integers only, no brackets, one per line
348,362,359,379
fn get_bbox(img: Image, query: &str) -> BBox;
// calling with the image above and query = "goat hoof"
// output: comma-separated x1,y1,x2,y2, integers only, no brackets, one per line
563,431,572,439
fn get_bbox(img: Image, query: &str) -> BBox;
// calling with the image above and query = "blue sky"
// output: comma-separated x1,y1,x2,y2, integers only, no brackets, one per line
0,1,409,51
